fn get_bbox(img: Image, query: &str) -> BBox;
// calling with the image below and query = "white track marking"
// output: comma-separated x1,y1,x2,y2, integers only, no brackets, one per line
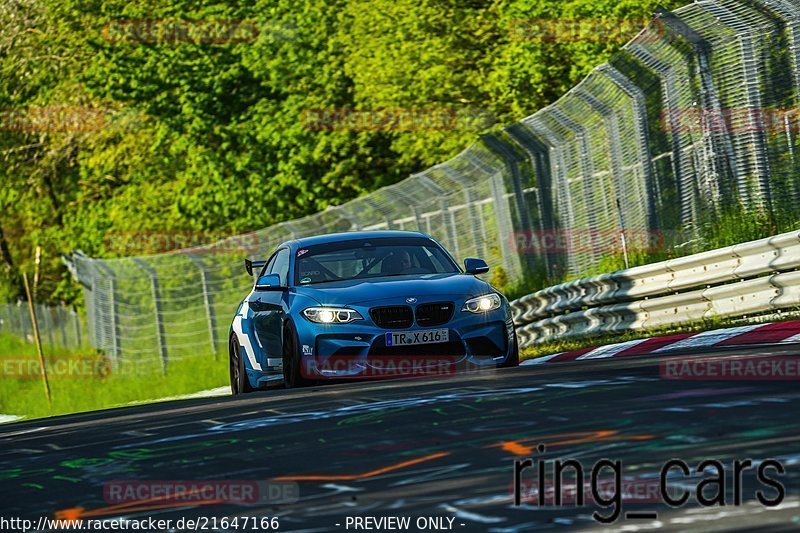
576,338,651,360
652,324,763,353
522,353,561,365
780,333,800,344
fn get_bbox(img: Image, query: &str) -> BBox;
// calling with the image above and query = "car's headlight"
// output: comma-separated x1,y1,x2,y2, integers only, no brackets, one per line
462,293,502,313
302,307,363,324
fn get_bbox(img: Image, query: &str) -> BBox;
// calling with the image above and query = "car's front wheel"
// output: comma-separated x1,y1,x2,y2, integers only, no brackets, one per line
230,335,255,394
283,322,310,388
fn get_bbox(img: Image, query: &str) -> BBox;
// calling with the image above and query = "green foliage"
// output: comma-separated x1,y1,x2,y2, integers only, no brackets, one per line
0,0,686,306
690,201,788,253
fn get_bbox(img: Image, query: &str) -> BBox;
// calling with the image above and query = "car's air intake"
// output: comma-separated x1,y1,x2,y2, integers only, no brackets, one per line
415,302,454,327
370,306,414,329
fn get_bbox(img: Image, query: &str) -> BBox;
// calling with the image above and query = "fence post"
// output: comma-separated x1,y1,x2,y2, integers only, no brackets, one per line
464,188,486,259
363,197,394,230
73,307,82,348
758,1,800,98
12,300,24,338
655,7,741,209
439,165,486,260
628,43,695,226
505,123,556,277
412,173,444,239
482,132,536,277
485,162,522,281
109,278,120,359
331,205,362,232
598,64,660,230
436,198,457,259
1,303,12,336
12,303,18,336
409,204,424,233
41,303,55,348
3,303,10,335
573,85,629,235
187,254,218,358
525,116,577,262
133,259,167,374
390,186,426,233
693,1,772,210
58,305,69,348
95,262,122,361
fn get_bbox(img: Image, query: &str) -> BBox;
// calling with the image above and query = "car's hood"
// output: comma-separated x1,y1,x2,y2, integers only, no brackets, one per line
294,273,491,306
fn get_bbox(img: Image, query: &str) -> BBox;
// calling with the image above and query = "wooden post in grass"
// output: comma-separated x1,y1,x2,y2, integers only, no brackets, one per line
23,273,51,404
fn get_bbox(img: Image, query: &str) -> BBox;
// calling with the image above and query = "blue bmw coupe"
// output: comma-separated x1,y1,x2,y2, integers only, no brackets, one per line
229,230,518,393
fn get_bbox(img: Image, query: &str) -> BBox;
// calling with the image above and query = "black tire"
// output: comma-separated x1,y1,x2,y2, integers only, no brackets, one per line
282,322,309,388
500,327,520,368
229,335,255,394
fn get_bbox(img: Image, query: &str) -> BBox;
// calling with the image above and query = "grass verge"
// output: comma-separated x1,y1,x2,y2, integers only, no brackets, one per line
0,334,228,421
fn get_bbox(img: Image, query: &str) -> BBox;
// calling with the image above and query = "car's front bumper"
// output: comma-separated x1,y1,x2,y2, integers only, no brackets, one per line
294,304,515,380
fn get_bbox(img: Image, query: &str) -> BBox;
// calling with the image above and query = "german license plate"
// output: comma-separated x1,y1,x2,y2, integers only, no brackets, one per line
385,328,449,346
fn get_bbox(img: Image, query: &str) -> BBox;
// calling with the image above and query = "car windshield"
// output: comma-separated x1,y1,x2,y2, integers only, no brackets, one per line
294,237,460,285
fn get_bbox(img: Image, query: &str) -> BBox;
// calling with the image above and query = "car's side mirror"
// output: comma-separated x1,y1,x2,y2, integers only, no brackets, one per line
464,258,489,275
255,273,285,291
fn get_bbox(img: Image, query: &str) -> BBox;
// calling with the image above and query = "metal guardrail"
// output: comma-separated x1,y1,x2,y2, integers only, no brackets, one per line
510,231,800,347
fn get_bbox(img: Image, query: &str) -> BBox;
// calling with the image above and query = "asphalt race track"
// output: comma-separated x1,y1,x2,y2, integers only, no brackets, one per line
2,346,800,532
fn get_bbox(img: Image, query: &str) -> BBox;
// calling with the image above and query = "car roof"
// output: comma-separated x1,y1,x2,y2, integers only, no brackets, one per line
283,230,430,250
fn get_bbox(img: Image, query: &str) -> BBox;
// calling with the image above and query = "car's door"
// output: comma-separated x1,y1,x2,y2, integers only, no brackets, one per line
252,247,290,364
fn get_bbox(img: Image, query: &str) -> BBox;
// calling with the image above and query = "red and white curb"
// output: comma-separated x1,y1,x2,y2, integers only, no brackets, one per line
520,320,800,365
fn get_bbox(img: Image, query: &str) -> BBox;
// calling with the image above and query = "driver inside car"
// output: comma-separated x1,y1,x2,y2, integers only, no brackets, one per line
381,250,413,275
